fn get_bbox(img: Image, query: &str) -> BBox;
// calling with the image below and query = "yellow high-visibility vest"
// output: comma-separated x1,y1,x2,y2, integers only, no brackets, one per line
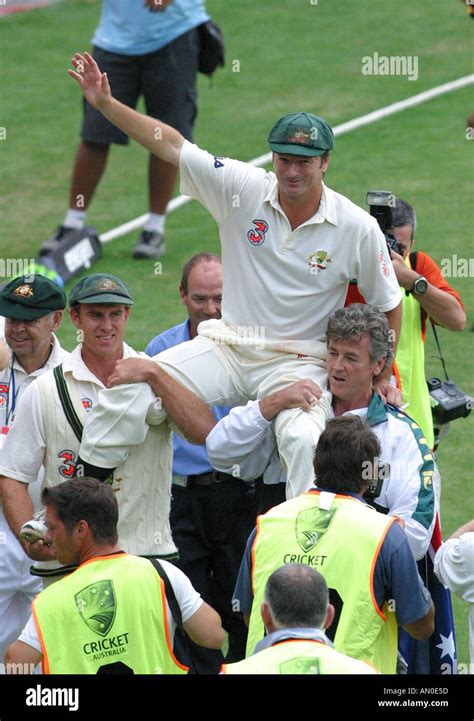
247,492,398,674
33,553,188,675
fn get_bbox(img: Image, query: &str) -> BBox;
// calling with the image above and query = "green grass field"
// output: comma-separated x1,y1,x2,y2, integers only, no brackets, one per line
1,0,472,667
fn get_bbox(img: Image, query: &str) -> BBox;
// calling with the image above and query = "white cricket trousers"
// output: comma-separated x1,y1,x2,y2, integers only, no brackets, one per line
81,336,330,497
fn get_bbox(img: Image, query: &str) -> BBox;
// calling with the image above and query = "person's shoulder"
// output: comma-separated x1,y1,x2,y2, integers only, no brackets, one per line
382,518,414,556
326,186,378,228
155,558,195,592
31,365,56,390
182,140,268,182
384,405,430,450
414,250,438,268
384,403,422,435
440,533,474,561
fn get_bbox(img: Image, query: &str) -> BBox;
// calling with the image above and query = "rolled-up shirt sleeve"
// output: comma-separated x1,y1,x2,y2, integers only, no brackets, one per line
434,533,474,603
80,382,163,468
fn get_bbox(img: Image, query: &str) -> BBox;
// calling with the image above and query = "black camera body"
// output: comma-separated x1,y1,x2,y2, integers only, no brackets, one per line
427,377,472,424
366,190,405,256
363,461,390,504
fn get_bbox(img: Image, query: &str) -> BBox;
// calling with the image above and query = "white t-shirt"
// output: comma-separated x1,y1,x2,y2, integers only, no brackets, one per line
179,141,402,345
434,532,474,668
19,558,202,653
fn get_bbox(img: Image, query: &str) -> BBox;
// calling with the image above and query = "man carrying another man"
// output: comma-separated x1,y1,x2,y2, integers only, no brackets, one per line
67,52,402,494
207,303,436,561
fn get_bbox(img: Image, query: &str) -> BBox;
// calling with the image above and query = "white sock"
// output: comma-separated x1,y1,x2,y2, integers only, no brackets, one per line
63,209,86,229
143,213,165,234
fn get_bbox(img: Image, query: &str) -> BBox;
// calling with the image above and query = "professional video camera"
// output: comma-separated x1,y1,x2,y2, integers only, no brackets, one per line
366,190,404,256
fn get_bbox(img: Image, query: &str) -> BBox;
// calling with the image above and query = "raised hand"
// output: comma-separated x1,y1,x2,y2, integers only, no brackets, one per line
373,378,402,407
68,52,112,110
107,358,157,388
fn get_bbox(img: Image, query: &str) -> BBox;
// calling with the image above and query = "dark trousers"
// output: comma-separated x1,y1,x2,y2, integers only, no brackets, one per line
170,474,258,674
256,482,286,515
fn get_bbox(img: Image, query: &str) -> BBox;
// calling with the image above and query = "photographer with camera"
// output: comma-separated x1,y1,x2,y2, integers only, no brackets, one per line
347,196,466,451
388,197,466,451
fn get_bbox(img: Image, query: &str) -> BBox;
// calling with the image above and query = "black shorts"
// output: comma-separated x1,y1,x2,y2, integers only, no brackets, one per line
81,28,199,146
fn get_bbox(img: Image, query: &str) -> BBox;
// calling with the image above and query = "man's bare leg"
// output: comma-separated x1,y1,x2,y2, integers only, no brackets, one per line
69,141,110,211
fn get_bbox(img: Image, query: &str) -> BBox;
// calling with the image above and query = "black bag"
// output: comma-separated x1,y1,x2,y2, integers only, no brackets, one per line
197,20,225,76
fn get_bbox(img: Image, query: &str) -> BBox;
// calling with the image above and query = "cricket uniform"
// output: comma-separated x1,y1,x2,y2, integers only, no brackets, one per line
79,141,401,493
0,343,177,585
0,336,68,666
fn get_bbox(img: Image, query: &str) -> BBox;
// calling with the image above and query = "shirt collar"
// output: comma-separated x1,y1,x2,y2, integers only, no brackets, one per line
62,342,134,385
12,333,63,377
366,392,388,426
264,178,338,227
329,392,389,427
312,486,369,504
254,626,332,654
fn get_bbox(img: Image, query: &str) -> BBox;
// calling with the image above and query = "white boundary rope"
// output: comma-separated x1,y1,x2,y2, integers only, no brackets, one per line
99,74,474,244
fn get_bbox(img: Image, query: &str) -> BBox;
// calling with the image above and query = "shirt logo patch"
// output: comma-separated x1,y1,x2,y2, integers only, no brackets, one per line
307,250,331,273
379,250,390,278
58,449,77,478
247,219,268,246
296,506,336,552
0,383,9,407
213,156,225,169
81,397,93,411
75,580,117,636
288,129,312,145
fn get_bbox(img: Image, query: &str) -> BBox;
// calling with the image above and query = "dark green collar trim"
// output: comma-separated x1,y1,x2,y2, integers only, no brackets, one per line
366,392,388,426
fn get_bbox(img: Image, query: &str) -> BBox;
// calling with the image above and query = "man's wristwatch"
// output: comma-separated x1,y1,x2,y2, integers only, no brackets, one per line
410,276,428,295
